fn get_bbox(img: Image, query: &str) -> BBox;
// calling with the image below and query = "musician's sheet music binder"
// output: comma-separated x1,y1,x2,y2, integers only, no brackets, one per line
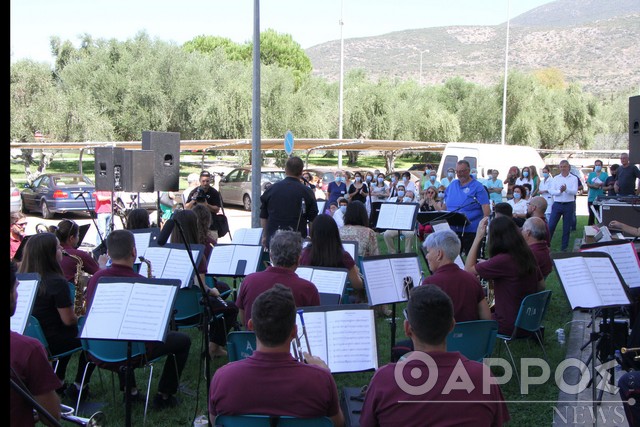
341,241,359,261
552,252,631,310
131,227,160,264
295,266,348,304
11,273,39,334
293,304,378,373
375,203,419,231
317,200,326,216
416,211,469,228
361,253,422,306
80,277,179,342
77,224,91,247
231,228,263,246
207,244,263,276
140,243,203,288
580,240,640,289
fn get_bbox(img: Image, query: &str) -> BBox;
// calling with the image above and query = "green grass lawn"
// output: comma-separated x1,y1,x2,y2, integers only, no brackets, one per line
16,152,580,426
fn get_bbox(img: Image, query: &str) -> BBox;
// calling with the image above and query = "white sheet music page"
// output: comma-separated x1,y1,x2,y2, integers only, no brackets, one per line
81,283,133,339
133,233,152,264
362,258,401,305
118,283,176,341
581,243,640,288
554,257,630,309
295,311,328,367
207,245,235,274
161,249,198,288
389,256,422,298
11,278,38,334
308,269,347,296
295,266,314,282
325,309,377,373
140,247,170,278
342,242,357,260
232,228,262,245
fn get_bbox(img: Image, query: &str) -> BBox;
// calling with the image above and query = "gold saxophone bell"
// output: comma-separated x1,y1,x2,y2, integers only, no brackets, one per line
64,252,87,316
60,404,107,426
139,256,154,278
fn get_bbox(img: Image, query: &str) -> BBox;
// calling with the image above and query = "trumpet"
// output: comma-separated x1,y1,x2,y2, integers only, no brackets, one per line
292,309,312,363
621,347,640,361
61,404,106,426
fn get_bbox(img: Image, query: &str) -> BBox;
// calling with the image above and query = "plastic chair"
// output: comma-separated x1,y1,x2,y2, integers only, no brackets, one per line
446,320,499,362
23,315,83,374
77,317,175,424
173,286,204,329
215,414,333,426
226,331,257,362
496,290,552,384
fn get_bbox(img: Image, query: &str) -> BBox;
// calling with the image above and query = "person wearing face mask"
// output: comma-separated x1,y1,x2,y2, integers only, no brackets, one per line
388,172,401,198
326,170,347,205
505,166,520,200
371,173,390,201
537,166,554,222
603,164,619,197
440,168,456,188
347,172,369,204
401,172,417,194
516,166,532,189
485,169,504,208
332,197,348,228
422,170,440,195
419,164,434,191
586,160,609,226
507,185,528,227
383,189,417,254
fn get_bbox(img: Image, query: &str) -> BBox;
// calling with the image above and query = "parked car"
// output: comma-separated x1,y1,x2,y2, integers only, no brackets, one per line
303,168,335,193
10,178,22,213
218,168,285,210
21,173,95,218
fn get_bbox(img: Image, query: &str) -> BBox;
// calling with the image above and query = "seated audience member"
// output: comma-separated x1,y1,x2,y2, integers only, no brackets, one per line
339,200,379,257
236,230,320,328
493,202,513,219
465,216,543,336
86,230,191,409
299,214,364,290
10,260,63,427
507,184,528,226
383,189,417,254
332,197,348,228
360,286,510,427
10,211,28,261
522,217,553,282
526,196,551,246
209,284,345,426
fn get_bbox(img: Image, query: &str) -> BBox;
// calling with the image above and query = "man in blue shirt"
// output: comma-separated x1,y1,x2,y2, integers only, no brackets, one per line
441,160,490,255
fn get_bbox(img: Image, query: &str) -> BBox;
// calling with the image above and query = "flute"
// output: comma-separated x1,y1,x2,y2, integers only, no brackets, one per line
298,309,312,356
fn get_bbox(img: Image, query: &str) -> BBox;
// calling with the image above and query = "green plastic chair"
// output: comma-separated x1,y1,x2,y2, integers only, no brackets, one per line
446,320,499,362
226,331,257,362
23,315,83,373
214,414,333,426
173,286,204,330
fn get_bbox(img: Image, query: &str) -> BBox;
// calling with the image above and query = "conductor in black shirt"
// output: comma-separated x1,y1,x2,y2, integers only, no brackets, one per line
260,156,319,249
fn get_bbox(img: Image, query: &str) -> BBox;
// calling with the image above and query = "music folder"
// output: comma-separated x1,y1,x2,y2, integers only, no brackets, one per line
80,277,179,342
361,253,422,306
141,243,204,288
207,244,263,276
11,273,40,334
131,227,160,264
231,228,263,246
580,240,640,289
552,252,631,310
77,224,91,247
375,202,419,231
295,266,349,305
293,304,378,373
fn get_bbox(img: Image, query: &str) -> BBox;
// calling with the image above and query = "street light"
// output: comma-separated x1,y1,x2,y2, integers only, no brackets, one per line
337,0,345,168
500,0,511,145
419,49,429,85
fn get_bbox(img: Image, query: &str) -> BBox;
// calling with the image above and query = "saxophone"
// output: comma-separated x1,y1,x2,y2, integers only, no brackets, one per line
66,252,87,316
139,256,153,278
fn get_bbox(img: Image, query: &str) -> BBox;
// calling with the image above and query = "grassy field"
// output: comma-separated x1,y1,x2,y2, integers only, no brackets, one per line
14,151,580,426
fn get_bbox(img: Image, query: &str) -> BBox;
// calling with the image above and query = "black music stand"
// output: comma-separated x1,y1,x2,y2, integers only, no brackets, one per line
376,203,419,253
207,244,263,300
416,211,469,228
80,277,179,427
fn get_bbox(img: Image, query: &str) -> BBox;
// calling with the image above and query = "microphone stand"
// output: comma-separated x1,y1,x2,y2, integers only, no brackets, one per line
171,219,214,427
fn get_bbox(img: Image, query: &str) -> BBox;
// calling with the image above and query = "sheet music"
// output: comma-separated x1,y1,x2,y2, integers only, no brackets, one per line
81,282,176,341
362,258,403,305
376,203,417,230
232,228,263,245
207,244,262,275
140,247,170,278
140,247,198,288
133,232,153,264
554,257,630,309
295,267,347,295
582,243,640,288
295,309,377,373
389,257,422,296
11,277,39,334
317,201,326,215
342,242,357,261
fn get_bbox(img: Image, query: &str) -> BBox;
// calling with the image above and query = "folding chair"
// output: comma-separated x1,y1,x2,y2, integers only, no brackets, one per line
226,331,257,362
215,414,333,426
496,290,552,384
446,320,499,362
173,286,204,330
23,315,83,374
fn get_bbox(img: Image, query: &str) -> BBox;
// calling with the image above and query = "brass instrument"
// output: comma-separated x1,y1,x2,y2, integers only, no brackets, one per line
482,279,495,309
60,403,106,426
292,309,313,362
139,256,153,278
35,223,51,234
621,347,640,361
64,251,87,316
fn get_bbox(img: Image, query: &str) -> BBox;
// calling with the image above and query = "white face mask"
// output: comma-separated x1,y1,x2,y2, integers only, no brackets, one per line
402,196,412,203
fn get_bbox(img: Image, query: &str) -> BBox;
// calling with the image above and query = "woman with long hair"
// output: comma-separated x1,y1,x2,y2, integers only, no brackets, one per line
347,171,369,204
171,208,238,358
54,219,107,284
125,208,151,230
339,201,379,257
370,172,389,201
465,216,543,336
299,214,364,290
18,232,95,401
528,165,540,197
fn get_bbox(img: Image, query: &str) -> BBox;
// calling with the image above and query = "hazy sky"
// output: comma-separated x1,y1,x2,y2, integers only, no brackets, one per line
11,0,555,64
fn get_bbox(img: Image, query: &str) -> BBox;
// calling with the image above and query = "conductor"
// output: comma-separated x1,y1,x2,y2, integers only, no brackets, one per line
260,156,319,249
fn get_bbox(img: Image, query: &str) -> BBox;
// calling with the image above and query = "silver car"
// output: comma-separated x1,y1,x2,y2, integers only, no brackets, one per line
218,168,285,210
10,178,22,213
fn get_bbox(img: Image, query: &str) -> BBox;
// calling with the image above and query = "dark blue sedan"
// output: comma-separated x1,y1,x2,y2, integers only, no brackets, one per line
21,173,96,218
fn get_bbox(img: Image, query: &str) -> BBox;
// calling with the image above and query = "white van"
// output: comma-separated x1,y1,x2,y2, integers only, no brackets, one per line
436,142,546,198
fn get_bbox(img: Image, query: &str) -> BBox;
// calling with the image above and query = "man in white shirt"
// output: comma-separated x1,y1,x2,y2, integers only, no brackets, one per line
548,160,579,251
383,189,417,254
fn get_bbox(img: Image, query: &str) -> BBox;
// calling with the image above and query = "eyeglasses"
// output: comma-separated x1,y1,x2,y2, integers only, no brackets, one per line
14,222,27,228
456,169,470,173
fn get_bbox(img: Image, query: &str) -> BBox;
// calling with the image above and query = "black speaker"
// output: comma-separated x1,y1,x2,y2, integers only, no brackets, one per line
123,150,155,193
94,147,125,191
141,131,180,191
630,95,640,164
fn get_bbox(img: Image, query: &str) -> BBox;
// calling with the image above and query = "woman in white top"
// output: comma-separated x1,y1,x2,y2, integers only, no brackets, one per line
515,166,533,189
370,172,389,201
537,166,554,222
508,185,529,226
